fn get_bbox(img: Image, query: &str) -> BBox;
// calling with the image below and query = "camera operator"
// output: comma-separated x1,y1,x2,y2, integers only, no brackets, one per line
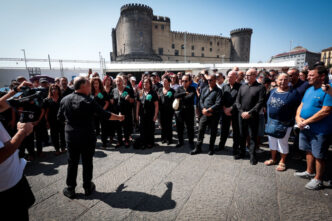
18,89,46,160
0,81,35,220
58,76,124,199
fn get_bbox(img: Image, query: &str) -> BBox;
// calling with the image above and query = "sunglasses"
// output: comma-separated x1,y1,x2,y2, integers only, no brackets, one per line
182,80,189,83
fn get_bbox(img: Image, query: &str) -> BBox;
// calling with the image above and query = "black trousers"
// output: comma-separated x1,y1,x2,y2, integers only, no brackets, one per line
0,176,35,221
18,123,43,157
94,116,108,146
115,114,133,143
160,110,174,142
139,116,155,146
34,123,44,154
19,133,34,157
196,114,221,150
66,142,95,190
219,112,240,153
238,114,258,158
49,121,65,151
175,109,195,144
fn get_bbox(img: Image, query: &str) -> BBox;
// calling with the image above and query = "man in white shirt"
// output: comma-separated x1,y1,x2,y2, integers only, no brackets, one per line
0,81,35,220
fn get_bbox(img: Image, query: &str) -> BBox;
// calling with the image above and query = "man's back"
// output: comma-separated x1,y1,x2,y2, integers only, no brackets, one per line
58,92,111,144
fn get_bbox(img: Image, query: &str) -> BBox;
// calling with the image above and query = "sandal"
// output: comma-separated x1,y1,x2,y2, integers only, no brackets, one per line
264,159,277,166
276,162,286,172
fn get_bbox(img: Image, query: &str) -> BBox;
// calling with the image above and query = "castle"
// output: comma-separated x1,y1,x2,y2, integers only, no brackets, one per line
111,4,253,63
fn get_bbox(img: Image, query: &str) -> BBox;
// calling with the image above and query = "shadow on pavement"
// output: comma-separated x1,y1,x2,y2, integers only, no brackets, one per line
76,182,176,212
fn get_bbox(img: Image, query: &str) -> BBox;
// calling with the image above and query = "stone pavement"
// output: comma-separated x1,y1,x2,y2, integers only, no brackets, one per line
26,132,332,221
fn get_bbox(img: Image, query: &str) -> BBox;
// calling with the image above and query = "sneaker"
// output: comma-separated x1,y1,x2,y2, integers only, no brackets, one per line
294,171,316,179
63,187,76,199
305,179,323,190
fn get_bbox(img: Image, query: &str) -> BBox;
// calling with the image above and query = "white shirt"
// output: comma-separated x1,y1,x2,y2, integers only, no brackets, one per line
0,122,26,192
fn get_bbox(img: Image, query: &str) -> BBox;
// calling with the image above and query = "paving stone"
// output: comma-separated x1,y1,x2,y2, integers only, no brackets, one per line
275,166,332,207
77,154,176,220
26,136,332,221
226,173,280,221
278,191,332,221
127,155,212,221
29,192,87,221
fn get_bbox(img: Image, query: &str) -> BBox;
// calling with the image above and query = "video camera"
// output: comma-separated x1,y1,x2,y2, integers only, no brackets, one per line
6,86,48,123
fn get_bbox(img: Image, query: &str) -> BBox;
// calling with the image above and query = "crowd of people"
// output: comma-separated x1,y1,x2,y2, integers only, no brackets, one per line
0,63,332,219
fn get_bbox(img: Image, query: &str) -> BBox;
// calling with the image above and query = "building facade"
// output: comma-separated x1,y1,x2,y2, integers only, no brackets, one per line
270,46,321,70
111,4,253,63
321,47,332,67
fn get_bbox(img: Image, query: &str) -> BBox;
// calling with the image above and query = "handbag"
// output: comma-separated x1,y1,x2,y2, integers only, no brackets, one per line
265,118,289,138
265,89,290,138
172,98,180,110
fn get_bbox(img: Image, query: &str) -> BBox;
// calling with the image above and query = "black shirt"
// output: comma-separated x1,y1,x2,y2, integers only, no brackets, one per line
235,81,265,116
110,87,134,115
199,86,222,114
137,90,158,118
152,82,163,92
221,82,242,111
44,97,61,124
174,86,196,111
61,87,74,98
157,87,175,113
57,92,111,144
92,91,109,110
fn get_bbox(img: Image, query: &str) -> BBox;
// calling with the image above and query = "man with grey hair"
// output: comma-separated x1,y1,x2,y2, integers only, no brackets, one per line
235,68,265,164
191,73,222,155
218,70,242,154
58,76,124,199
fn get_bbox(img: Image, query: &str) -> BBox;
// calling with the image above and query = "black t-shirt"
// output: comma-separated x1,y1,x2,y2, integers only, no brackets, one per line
110,87,134,115
92,91,109,110
44,97,61,123
137,90,158,118
157,87,175,112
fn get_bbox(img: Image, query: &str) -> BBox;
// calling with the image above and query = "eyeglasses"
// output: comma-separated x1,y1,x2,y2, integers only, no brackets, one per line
182,80,189,83
207,79,215,82
245,75,253,77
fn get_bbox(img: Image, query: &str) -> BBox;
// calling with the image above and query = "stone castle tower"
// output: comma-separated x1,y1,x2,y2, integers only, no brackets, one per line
111,3,253,63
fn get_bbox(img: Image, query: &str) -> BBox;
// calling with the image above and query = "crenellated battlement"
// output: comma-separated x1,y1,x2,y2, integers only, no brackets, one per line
171,31,230,41
121,3,153,15
230,28,253,35
152,15,170,22
113,4,252,62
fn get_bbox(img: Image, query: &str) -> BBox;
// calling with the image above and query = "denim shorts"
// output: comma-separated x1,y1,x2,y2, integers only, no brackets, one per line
299,129,330,159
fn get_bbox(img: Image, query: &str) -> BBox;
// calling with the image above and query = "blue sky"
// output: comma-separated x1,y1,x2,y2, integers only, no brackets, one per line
0,0,331,62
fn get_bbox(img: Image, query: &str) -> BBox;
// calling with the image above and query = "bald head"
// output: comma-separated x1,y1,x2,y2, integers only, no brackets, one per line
245,68,258,85
228,71,237,85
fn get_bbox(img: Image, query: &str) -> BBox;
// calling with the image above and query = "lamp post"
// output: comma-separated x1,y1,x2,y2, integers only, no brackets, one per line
21,49,27,69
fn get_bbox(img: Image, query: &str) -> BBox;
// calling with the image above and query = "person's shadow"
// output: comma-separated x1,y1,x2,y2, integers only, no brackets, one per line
78,182,176,212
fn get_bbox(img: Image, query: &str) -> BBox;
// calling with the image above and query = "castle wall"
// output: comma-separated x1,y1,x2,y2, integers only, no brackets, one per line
116,8,153,56
152,18,232,63
230,29,252,62
112,4,251,63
